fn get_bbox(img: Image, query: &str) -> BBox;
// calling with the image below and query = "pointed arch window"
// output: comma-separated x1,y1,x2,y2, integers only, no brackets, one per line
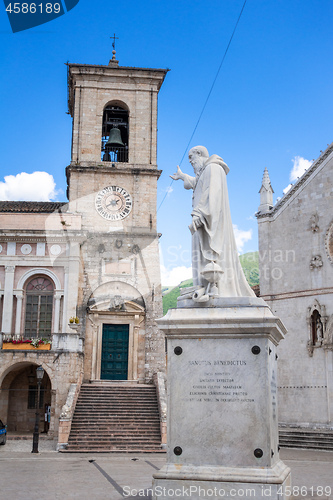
101,104,129,163
307,300,327,356
24,277,54,338
310,309,323,346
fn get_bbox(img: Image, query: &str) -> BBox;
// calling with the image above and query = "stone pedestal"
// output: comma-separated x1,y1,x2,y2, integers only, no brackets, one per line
153,297,291,500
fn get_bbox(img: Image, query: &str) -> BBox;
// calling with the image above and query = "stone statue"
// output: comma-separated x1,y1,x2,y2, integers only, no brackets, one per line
171,146,254,300
316,319,323,344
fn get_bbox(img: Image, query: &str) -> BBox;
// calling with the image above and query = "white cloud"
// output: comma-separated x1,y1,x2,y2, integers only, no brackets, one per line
161,264,192,286
283,183,293,195
232,225,252,253
290,156,312,182
166,186,173,196
281,156,312,196
0,171,57,201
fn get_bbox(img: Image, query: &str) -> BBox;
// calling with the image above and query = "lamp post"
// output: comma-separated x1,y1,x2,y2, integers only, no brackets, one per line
32,365,44,453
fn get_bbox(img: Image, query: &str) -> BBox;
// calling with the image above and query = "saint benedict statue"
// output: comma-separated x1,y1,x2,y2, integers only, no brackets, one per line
171,146,254,301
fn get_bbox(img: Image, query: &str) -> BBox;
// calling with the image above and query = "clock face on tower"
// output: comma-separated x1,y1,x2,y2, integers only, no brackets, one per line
95,186,133,221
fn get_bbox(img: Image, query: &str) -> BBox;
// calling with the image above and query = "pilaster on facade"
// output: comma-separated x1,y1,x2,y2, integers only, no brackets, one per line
1,265,15,334
14,291,24,336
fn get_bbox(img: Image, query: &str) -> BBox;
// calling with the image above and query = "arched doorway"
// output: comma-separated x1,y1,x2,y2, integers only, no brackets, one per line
86,281,146,381
0,363,52,434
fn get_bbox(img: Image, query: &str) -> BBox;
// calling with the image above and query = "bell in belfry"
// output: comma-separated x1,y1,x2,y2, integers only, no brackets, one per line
105,127,124,148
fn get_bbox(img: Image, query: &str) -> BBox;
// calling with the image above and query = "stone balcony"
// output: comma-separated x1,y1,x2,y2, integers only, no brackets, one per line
0,332,83,353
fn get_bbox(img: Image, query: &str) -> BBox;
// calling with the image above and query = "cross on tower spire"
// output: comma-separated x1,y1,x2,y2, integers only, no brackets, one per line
110,33,119,61
109,34,119,66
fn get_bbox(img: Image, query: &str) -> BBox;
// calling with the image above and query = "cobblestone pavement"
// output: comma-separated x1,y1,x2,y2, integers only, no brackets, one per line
1,443,333,500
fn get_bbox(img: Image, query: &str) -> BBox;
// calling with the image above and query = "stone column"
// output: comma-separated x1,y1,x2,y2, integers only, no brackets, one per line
133,317,140,381
14,291,24,337
53,293,62,334
64,244,80,331
153,297,291,500
62,266,69,333
1,266,15,334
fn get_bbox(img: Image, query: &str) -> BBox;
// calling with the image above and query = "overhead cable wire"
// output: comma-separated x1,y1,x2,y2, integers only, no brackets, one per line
157,0,248,213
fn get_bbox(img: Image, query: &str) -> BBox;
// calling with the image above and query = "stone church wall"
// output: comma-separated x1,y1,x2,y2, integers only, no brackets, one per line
258,147,333,427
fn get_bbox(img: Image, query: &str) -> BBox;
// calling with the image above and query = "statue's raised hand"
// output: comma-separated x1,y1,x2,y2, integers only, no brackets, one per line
170,165,185,181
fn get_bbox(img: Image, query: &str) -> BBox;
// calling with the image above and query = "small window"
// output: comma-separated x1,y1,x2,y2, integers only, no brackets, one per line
24,277,54,338
28,386,44,409
101,104,129,162
311,310,323,346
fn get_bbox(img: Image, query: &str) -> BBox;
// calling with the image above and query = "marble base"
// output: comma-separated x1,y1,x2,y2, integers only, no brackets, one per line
153,460,291,499
153,474,291,500
153,302,291,500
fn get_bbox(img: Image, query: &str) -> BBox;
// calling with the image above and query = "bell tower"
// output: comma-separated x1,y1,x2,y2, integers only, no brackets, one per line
66,52,168,383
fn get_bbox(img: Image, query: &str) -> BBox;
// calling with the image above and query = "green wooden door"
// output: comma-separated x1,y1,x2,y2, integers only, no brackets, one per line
101,324,129,380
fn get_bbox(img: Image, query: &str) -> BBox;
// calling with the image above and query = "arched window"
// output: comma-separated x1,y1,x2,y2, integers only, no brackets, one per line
24,277,54,338
307,299,327,356
311,309,323,346
101,104,129,163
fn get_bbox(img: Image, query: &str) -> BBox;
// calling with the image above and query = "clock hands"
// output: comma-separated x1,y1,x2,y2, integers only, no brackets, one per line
105,197,120,208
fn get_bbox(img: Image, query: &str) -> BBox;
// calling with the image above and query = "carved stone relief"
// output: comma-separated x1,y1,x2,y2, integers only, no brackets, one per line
309,213,319,233
310,255,323,269
325,221,333,265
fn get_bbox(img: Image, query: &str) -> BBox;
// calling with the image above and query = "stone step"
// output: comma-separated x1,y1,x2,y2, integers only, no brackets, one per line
68,439,161,449
69,437,161,443
69,430,160,436
72,412,159,415
80,385,156,388
75,402,158,406
70,425,160,431
73,409,159,413
75,400,158,405
73,410,158,414
68,442,162,447
72,414,159,420
69,413,159,424
279,429,333,450
66,384,162,452
62,447,166,453
74,400,158,404
79,388,156,392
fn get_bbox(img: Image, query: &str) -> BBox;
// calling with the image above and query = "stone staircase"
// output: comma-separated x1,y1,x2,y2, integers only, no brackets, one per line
65,383,163,452
279,427,333,450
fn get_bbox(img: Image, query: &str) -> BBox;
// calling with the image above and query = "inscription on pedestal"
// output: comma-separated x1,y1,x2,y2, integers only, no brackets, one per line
186,359,255,404
168,337,273,467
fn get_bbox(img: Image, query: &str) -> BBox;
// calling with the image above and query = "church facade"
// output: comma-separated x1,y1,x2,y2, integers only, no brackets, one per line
0,53,168,443
257,142,333,430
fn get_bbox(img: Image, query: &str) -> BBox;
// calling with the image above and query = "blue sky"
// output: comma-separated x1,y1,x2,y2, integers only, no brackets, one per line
1,0,332,284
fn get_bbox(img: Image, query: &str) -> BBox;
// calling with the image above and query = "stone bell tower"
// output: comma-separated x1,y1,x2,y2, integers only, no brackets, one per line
66,50,168,383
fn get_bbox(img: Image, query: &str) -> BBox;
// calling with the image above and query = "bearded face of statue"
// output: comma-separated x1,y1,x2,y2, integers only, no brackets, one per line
188,149,205,175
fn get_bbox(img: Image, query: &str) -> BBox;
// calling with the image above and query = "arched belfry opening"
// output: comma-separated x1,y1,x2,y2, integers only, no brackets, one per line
101,104,129,163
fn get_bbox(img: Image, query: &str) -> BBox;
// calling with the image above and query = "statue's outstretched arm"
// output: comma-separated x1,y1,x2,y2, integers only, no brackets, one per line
170,165,185,181
170,166,195,190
